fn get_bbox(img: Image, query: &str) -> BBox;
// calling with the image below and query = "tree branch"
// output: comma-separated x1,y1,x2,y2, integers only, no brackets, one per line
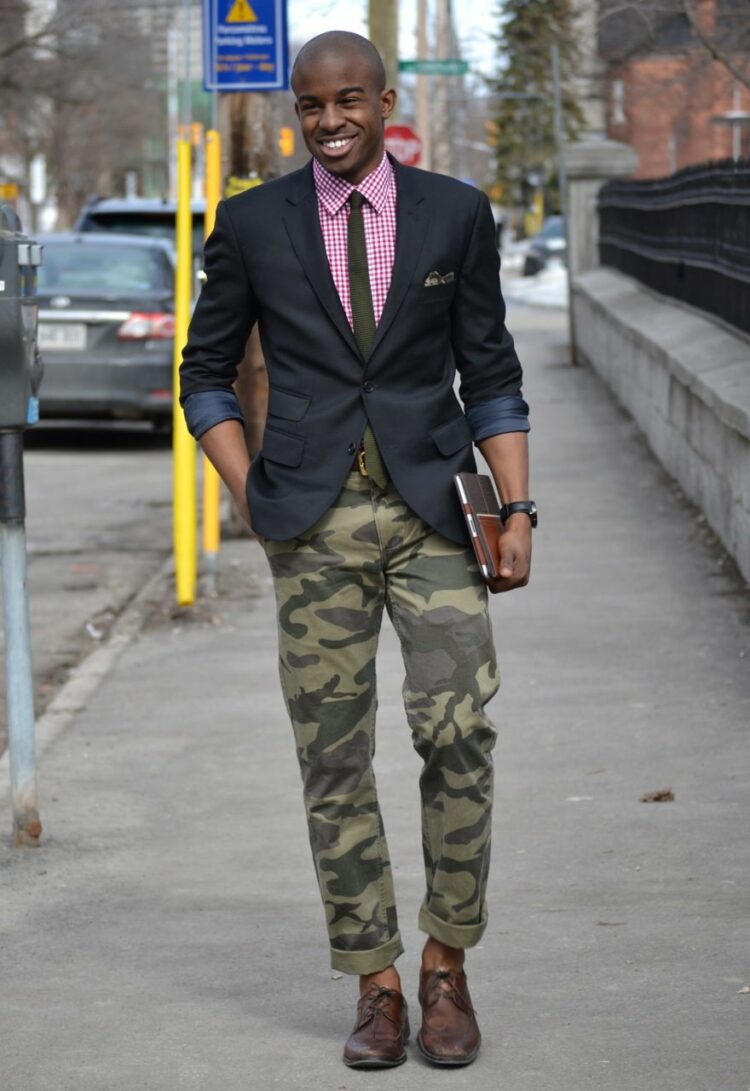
681,0,750,93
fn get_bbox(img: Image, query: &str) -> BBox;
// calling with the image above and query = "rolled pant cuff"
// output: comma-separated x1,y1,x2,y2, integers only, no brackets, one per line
330,932,404,976
418,904,487,949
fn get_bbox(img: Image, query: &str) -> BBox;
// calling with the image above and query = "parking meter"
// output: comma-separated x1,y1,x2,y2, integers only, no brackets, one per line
0,204,43,431
0,206,44,845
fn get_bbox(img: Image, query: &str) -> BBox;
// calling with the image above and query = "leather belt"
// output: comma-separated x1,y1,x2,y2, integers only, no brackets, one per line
350,445,369,476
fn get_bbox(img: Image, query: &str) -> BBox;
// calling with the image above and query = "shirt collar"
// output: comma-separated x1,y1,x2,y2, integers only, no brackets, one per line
313,152,394,217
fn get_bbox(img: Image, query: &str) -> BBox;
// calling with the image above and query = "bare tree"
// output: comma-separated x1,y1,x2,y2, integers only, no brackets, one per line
1,0,169,226
599,0,750,92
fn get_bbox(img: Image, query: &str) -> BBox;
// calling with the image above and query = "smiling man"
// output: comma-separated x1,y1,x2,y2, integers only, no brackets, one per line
180,30,533,1070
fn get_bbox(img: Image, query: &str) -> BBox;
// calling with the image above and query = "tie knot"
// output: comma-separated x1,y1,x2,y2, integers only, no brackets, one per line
349,191,365,211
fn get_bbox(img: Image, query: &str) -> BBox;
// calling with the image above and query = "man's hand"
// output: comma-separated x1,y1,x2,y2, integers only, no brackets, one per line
198,419,254,529
487,514,532,594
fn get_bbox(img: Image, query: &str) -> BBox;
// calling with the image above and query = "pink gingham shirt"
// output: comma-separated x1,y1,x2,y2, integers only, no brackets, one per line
312,153,396,327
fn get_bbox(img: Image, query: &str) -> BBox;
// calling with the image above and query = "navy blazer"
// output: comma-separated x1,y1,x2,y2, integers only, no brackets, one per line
180,156,524,543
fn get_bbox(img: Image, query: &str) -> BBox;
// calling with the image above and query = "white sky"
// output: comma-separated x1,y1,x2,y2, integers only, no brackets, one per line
287,0,498,84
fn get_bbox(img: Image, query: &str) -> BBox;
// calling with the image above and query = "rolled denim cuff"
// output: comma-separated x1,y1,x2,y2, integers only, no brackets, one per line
183,389,244,440
465,395,530,443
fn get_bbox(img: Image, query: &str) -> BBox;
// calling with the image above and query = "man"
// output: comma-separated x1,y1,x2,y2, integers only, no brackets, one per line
180,31,533,1070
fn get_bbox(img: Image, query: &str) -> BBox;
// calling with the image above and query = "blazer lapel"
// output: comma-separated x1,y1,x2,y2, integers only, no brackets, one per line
282,163,360,358
367,158,428,361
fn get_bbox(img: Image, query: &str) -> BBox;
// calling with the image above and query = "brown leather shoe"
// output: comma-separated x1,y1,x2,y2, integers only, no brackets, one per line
417,967,481,1066
343,986,410,1068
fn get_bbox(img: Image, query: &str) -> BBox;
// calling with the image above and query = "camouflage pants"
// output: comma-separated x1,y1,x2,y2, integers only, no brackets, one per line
263,471,499,975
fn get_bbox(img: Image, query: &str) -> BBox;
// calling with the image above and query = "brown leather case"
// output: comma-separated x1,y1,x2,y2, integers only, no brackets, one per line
453,472,503,581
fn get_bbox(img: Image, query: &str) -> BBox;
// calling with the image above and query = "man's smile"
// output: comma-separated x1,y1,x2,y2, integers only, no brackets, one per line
318,134,358,159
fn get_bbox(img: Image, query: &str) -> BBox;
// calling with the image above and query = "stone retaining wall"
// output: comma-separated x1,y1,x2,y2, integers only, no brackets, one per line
572,267,750,582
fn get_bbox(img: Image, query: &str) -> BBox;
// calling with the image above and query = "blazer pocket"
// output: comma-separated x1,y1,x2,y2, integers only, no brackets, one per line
261,424,305,467
431,414,473,456
420,284,456,303
267,385,311,422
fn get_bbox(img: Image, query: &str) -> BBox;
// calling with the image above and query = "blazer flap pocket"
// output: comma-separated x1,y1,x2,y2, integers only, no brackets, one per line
431,414,473,456
268,386,311,422
420,283,456,303
261,425,305,467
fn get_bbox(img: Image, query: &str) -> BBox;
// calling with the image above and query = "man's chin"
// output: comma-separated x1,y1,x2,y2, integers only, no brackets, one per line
314,152,358,177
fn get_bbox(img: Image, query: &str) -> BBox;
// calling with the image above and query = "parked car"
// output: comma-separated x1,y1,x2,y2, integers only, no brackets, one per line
36,233,176,426
522,215,567,276
75,196,206,260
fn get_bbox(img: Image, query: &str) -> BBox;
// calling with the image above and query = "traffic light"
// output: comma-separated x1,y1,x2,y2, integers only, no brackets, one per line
279,127,295,157
484,119,500,148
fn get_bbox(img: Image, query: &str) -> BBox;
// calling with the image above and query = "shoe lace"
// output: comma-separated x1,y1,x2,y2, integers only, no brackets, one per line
358,986,401,1029
426,970,476,1016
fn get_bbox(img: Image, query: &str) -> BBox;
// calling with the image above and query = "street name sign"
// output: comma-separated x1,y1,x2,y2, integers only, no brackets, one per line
202,0,289,91
399,59,469,76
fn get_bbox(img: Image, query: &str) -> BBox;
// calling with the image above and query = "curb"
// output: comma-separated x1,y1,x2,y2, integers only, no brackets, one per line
0,555,173,802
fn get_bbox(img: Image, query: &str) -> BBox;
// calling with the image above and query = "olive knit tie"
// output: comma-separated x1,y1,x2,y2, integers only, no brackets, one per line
348,191,387,488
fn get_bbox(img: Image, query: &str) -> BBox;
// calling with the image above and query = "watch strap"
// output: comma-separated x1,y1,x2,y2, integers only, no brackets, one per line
500,500,538,528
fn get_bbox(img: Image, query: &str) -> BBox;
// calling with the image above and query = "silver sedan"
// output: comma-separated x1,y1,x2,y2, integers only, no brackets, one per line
36,233,176,428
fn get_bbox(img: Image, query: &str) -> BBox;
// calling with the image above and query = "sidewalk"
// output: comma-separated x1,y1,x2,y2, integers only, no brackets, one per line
2,307,748,1091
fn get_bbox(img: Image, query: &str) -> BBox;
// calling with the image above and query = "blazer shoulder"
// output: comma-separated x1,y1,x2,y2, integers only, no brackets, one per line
401,164,484,210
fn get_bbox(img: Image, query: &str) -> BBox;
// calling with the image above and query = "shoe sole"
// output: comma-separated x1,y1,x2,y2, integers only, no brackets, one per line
343,1053,407,1069
416,1031,481,1067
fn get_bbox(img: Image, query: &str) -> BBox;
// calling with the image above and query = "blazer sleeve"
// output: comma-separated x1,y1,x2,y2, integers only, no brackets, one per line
451,191,524,409
179,199,258,404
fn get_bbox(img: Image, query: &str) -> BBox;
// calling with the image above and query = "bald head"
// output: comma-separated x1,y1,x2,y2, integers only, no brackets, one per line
291,30,396,186
291,31,386,94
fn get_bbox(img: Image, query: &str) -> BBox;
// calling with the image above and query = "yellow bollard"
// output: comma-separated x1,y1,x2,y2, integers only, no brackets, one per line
202,130,222,574
172,134,197,607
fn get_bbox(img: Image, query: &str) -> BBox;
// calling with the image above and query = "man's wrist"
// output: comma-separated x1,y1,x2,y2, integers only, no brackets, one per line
500,499,537,528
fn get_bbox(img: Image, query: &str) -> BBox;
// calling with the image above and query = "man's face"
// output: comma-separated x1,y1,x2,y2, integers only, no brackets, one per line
293,52,396,184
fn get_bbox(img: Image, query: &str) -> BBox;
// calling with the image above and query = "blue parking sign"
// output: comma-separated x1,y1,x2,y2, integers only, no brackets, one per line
203,0,289,91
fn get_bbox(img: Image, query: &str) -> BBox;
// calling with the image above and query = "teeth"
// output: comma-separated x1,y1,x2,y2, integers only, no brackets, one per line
324,138,352,149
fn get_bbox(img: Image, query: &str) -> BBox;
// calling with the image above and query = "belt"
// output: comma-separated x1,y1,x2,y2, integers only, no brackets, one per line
350,444,369,476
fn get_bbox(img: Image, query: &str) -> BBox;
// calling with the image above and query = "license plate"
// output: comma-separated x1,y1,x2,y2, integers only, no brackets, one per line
38,323,87,351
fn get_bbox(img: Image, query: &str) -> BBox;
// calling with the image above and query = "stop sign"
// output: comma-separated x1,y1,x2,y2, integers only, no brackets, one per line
384,124,422,167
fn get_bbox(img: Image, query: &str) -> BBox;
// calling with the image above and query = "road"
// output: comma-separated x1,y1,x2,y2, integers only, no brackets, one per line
0,423,172,754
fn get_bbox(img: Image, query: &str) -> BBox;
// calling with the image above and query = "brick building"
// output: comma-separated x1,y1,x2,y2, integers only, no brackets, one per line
599,0,750,178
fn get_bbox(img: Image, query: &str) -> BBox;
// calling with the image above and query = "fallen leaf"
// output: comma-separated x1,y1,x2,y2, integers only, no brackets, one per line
640,787,674,802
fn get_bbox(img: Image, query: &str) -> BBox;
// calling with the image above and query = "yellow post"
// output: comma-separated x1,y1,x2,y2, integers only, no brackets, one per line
172,133,197,607
202,129,222,578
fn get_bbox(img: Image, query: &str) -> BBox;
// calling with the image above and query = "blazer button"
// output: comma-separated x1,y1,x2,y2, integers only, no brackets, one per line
347,442,356,455
363,381,375,393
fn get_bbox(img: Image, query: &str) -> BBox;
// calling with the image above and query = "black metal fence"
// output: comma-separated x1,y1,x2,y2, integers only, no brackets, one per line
598,159,750,335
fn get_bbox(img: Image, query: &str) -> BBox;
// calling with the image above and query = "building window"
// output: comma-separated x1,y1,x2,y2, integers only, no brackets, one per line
612,79,626,125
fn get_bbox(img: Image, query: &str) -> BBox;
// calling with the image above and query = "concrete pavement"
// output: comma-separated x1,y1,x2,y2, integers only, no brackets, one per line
0,424,172,754
1,306,748,1090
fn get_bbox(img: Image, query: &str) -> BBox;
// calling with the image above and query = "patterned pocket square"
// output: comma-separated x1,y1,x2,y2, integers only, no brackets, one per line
424,270,456,286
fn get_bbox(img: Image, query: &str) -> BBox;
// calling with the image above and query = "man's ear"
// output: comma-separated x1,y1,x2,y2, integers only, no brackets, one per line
381,88,397,119
294,101,301,121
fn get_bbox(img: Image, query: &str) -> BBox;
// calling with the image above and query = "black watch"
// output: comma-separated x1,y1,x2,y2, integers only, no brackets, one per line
499,500,538,528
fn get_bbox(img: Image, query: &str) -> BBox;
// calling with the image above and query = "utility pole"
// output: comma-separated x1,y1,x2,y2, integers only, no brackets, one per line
416,0,432,171
368,0,399,112
433,0,452,174
550,41,576,366
216,92,276,466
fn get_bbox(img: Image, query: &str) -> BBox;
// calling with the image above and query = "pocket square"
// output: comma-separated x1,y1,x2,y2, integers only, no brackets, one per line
424,270,456,287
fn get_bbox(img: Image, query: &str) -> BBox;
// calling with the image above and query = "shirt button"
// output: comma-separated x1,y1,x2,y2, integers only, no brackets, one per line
363,381,375,393
347,442,356,455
